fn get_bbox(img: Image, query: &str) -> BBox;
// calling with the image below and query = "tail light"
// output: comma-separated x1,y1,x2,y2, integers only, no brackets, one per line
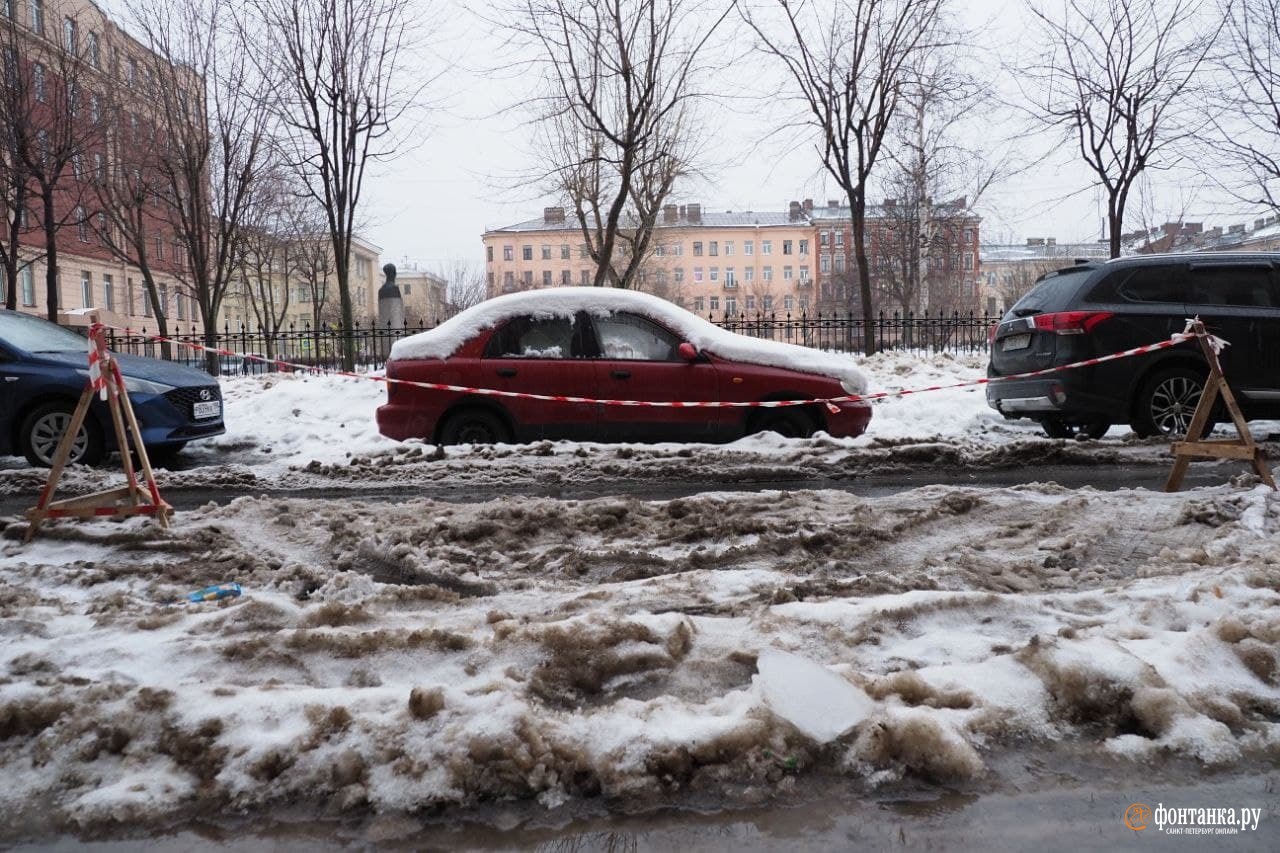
1032,311,1113,335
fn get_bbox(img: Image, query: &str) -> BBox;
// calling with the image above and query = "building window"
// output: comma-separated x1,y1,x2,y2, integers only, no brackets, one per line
580,269,590,285
799,267,810,282
1,1,10,20
93,152,104,183
159,285,168,317
503,245,513,261
20,265,33,306
709,266,718,281
710,296,719,311
127,278,135,314
674,267,683,283
726,297,737,315
80,271,92,307
746,295,755,311
75,206,88,241
799,295,810,311
724,267,736,288
784,295,794,312
96,212,107,245
521,270,532,285
835,231,844,247
835,255,846,273
671,243,682,256
522,245,532,261
128,58,138,87
176,291,185,320
693,296,704,312
763,295,773,311
744,240,753,255
87,31,99,67
761,240,772,255
541,244,551,260
28,0,42,36
89,93,100,123
503,271,514,288
783,240,794,255
693,267,703,282
709,241,718,256
693,241,703,257
820,255,831,273
763,266,773,282
102,274,113,311
62,16,76,53
155,237,164,260
744,267,754,282
560,269,570,285
486,245,493,261
486,271,494,289
820,231,829,247
783,265,793,280
71,153,83,180
799,239,809,255
542,270,552,286
963,253,975,271
724,241,734,256
32,62,45,101
560,244,569,259
579,243,590,259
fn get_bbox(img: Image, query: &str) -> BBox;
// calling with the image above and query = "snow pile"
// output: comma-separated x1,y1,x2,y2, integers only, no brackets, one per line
1,483,1277,835
388,287,868,392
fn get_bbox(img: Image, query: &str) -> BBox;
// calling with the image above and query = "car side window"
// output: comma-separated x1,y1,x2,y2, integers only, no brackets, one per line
486,315,575,358
1113,267,1190,303
1187,266,1276,309
591,312,681,361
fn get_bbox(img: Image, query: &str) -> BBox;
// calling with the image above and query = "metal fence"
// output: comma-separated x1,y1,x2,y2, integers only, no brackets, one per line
106,311,1000,376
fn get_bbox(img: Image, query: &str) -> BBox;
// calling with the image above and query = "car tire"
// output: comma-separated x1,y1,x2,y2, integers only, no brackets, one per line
19,401,105,468
1133,367,1214,439
439,409,511,445
1077,420,1111,440
749,407,814,439
1039,417,1074,439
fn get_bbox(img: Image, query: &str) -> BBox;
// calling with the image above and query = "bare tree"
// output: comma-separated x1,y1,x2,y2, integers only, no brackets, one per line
0,19,39,310
251,0,421,370
1021,0,1219,258
14,11,108,322
1215,0,1280,211
513,0,729,289
742,0,947,354
126,0,276,370
434,256,487,316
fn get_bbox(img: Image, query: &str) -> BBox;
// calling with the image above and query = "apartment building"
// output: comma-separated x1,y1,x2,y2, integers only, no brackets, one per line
979,238,1109,317
483,198,982,316
394,266,449,326
1,0,200,332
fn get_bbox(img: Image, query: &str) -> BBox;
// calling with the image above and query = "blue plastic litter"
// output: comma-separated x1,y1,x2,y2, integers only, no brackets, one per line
187,582,242,603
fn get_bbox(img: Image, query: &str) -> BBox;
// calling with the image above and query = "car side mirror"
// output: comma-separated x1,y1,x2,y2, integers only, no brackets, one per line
677,342,698,362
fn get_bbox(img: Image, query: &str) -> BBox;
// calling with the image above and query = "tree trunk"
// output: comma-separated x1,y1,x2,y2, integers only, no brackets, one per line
42,190,57,322
1108,196,1123,259
849,190,877,355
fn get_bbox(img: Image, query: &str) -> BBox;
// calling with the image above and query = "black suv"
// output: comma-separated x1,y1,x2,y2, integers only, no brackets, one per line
987,253,1280,439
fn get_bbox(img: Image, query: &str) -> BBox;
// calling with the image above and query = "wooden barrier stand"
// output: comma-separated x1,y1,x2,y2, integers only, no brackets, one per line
1165,319,1277,492
24,316,172,541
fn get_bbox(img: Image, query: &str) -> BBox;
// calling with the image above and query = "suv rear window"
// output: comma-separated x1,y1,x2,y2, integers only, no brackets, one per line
1008,268,1092,316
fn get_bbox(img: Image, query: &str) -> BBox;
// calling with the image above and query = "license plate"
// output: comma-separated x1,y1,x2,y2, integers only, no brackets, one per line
193,400,221,419
1001,333,1032,351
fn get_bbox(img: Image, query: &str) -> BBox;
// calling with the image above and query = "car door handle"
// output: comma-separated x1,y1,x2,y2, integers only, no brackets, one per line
496,368,517,378
611,369,631,379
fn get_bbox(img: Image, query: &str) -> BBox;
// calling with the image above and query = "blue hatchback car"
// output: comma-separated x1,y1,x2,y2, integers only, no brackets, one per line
0,310,225,466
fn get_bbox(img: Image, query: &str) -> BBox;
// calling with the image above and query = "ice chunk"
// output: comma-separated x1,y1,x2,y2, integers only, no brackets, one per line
755,648,875,743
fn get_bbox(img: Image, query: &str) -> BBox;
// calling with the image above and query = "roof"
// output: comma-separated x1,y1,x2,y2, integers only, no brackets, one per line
487,210,805,235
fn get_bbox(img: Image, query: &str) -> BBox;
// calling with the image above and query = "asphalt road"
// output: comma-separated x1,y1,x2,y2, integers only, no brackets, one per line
0,461,1246,518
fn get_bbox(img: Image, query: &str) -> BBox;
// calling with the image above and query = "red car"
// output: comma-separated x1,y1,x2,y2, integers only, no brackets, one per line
376,288,871,444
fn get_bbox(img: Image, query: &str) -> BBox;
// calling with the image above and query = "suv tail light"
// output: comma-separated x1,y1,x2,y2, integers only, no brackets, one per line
1032,311,1114,335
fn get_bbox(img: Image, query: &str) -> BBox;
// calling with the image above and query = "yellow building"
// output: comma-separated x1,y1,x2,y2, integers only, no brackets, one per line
482,204,820,316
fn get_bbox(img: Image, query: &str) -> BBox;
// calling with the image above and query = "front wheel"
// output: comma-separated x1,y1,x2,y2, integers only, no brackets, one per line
438,409,511,445
1132,367,1213,438
748,407,815,439
19,402,105,467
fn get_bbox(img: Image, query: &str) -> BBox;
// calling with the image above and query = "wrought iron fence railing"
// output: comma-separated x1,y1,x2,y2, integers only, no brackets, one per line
105,311,1000,376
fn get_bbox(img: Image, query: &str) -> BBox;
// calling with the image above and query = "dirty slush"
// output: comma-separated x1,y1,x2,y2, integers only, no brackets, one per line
1,481,1278,840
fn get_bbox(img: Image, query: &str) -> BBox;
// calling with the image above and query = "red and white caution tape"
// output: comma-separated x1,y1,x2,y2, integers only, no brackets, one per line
106,326,1200,412
86,323,110,401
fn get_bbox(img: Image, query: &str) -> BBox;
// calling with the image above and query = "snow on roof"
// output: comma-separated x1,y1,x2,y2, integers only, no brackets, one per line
388,287,868,392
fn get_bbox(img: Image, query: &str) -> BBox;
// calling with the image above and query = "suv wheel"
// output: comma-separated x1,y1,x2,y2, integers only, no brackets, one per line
439,409,511,445
1039,417,1074,439
1133,367,1211,438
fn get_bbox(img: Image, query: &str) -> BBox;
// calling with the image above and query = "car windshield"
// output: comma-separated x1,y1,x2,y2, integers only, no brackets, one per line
0,311,90,352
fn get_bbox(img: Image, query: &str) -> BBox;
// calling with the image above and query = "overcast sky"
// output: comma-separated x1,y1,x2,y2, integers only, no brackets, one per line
98,0,1260,274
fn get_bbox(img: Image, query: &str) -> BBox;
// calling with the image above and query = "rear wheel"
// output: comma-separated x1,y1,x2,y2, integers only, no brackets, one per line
749,407,814,439
1133,367,1213,438
1039,417,1075,439
19,401,105,467
438,409,511,445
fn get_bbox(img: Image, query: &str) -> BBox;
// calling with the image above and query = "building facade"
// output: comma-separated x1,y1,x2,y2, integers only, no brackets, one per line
393,266,448,326
482,198,982,317
1,0,198,332
979,238,1110,317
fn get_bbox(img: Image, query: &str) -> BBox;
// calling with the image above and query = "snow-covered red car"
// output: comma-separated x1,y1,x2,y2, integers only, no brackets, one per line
376,288,871,445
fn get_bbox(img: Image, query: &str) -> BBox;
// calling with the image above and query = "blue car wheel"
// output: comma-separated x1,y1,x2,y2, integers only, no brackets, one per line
19,401,105,467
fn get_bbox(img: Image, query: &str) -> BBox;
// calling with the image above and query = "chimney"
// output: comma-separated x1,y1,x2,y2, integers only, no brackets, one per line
828,199,840,209
1183,222,1202,235
543,206,565,224
1046,237,1056,247
788,200,802,220
686,203,701,223
803,198,813,212
663,204,678,223
1255,219,1266,230
1229,224,1246,234
1026,237,1045,247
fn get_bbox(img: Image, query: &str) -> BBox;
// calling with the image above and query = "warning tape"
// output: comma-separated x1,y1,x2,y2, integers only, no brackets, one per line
107,326,1199,413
